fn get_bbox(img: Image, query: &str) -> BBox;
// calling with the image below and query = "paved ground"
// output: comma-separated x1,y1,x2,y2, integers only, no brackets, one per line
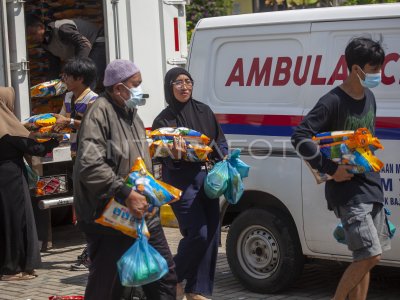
1,225,400,300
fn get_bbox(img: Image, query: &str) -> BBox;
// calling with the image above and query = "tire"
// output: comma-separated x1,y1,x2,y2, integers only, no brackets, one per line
226,208,304,293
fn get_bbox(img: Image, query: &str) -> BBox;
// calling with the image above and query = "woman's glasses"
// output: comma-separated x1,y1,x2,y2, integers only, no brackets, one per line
171,79,194,90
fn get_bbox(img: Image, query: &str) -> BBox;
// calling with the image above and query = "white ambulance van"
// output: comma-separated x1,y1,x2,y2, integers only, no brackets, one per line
188,3,400,293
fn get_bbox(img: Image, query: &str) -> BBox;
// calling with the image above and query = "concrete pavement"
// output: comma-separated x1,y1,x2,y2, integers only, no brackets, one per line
1,225,399,300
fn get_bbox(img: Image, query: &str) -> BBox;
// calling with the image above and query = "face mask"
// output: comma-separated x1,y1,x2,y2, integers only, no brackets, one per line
121,84,146,109
357,68,381,89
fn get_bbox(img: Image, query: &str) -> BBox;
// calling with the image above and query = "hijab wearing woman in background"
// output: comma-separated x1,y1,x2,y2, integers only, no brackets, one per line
152,68,228,300
0,87,58,281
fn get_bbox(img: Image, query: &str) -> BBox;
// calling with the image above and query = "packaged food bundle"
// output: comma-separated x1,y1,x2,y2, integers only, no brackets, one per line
95,157,182,237
24,113,56,129
308,128,384,184
30,79,67,98
149,127,213,162
125,157,181,207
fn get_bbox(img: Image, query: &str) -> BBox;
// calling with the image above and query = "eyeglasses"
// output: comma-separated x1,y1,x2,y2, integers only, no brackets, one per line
171,79,194,90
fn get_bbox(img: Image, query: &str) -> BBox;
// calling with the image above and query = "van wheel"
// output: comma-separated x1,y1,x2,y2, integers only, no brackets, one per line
226,208,304,293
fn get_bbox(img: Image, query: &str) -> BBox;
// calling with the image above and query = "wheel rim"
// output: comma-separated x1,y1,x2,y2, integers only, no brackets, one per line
236,225,280,279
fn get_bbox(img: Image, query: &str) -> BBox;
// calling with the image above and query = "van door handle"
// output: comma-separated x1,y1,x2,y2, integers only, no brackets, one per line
10,59,29,72
163,0,188,5
167,58,187,65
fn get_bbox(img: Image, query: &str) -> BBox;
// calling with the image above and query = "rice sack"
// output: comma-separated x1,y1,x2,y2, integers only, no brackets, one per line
149,127,213,162
95,157,182,237
30,79,67,98
309,128,384,183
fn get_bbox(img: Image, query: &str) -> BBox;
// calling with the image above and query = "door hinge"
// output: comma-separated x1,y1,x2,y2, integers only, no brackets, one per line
10,59,29,71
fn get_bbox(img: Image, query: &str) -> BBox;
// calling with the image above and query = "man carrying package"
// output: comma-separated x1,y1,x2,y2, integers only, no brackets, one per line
73,59,177,300
291,37,391,300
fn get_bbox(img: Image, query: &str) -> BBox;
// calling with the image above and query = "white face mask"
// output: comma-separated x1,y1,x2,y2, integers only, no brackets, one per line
121,84,146,109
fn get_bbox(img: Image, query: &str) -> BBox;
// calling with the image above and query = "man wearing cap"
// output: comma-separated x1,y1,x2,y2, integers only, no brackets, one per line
73,59,177,300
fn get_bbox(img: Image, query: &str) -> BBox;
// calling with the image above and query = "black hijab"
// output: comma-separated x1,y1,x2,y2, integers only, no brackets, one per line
152,67,226,148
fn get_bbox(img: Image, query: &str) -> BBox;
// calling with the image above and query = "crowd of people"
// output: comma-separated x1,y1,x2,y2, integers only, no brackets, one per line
0,33,391,300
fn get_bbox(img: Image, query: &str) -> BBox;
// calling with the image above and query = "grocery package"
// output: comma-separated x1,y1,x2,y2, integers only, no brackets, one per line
126,157,182,207
95,157,181,237
30,79,67,98
149,127,212,162
48,296,84,300
309,128,384,184
204,149,250,204
95,199,150,238
117,218,168,287
23,113,71,140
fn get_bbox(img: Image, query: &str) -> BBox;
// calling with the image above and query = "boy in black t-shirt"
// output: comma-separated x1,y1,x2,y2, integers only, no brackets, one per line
291,37,391,300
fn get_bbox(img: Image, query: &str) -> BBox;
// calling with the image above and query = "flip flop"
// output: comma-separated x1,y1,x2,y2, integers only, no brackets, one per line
0,272,36,281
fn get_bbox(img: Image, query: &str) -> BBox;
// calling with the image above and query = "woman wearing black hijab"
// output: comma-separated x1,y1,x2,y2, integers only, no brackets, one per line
152,68,228,300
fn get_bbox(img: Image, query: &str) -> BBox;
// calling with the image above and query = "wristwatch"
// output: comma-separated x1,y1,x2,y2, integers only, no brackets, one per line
69,118,75,128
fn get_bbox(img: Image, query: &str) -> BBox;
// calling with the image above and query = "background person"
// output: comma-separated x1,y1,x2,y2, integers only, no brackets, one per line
53,57,98,271
73,60,177,300
26,15,106,91
291,37,391,300
152,67,228,300
0,87,59,281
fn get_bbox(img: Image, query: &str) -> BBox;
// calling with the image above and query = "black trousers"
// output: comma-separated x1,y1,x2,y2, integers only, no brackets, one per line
84,216,177,300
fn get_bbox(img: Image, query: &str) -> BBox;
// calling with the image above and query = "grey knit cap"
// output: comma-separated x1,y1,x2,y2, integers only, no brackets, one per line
103,59,140,87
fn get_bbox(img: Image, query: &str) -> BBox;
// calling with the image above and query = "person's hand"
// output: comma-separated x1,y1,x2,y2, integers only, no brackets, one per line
53,114,69,132
125,189,149,219
170,136,187,159
331,165,354,182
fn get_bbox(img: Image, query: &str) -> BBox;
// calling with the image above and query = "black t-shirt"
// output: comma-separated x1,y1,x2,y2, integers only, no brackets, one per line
291,86,383,209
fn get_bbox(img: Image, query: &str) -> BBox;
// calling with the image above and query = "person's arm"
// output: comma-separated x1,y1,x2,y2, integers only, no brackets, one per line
4,135,59,157
291,101,338,176
213,113,229,159
58,23,92,57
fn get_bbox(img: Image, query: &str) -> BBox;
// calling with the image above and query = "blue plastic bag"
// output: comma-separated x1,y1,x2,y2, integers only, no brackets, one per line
24,160,39,189
204,160,229,199
228,149,250,179
224,162,244,205
117,219,168,287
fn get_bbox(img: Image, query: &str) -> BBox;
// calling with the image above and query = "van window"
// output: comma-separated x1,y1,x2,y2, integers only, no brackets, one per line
213,36,309,107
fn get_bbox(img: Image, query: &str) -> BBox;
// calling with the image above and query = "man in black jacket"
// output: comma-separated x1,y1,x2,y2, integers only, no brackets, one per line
73,59,177,300
26,15,106,91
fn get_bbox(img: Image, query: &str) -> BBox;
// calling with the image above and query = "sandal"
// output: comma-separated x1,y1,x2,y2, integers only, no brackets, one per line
0,272,36,281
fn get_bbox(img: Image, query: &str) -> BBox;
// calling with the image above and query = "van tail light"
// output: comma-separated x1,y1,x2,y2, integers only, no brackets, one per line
173,17,179,51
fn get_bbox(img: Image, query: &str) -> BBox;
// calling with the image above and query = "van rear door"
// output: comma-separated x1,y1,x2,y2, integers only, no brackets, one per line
103,0,188,127
3,0,30,120
303,17,400,261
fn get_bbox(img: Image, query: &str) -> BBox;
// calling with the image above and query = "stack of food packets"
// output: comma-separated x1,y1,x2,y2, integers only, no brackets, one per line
308,128,384,184
30,79,67,98
95,157,182,238
149,127,213,162
23,113,71,140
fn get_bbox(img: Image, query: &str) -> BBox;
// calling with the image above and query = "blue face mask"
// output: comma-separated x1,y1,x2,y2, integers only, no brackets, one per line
122,84,146,109
358,68,381,89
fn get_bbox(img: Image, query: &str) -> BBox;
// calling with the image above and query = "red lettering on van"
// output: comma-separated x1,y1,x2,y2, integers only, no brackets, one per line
246,57,272,86
311,55,326,85
382,53,400,85
226,58,244,86
294,55,312,86
328,55,348,85
273,57,292,86
226,53,399,87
